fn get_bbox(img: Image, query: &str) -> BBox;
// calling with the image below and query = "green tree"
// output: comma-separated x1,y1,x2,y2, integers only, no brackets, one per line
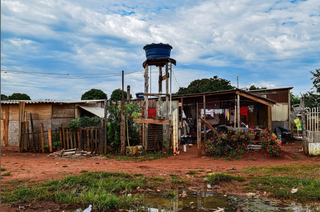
110,89,132,102
290,93,300,106
8,93,31,100
310,69,320,93
81,89,107,100
176,76,234,95
1,94,8,100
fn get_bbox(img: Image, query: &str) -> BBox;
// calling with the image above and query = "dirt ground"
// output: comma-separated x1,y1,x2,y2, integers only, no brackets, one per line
1,139,320,212
1,139,319,184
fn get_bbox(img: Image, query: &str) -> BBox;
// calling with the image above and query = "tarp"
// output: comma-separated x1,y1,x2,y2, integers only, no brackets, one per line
79,106,104,118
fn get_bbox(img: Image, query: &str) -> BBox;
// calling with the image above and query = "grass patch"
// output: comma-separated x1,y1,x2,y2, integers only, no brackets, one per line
241,164,320,177
1,167,7,171
246,176,320,201
186,170,197,175
62,165,68,168
1,171,11,176
169,174,188,185
204,173,245,185
1,171,168,211
105,152,171,161
134,173,143,177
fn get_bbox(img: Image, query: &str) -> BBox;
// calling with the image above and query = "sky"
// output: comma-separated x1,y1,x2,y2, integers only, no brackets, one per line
1,0,320,100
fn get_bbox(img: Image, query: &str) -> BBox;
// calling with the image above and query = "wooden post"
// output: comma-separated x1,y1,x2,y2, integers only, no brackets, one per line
18,101,26,152
100,119,105,154
70,129,73,149
4,105,9,146
237,94,240,128
103,99,108,154
29,114,35,152
80,129,83,150
77,129,81,150
301,97,307,153
90,128,94,151
159,66,162,100
95,128,98,152
197,102,201,157
26,122,30,151
267,106,272,133
73,129,77,149
62,125,66,149
165,63,170,149
144,63,149,151
181,98,184,135
48,129,52,153
234,97,237,128
36,130,40,153
203,94,207,141
121,70,126,155
59,127,63,149
86,128,90,151
40,123,45,153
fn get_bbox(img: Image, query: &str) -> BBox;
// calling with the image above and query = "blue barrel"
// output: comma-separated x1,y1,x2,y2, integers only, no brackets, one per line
143,43,172,59
135,92,144,99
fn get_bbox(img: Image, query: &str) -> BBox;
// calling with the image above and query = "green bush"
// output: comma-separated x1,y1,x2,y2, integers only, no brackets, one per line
68,116,101,128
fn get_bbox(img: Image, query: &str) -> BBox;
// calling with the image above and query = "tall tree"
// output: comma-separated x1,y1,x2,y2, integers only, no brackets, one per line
176,76,234,95
1,94,8,100
81,89,107,100
310,69,320,93
8,93,31,100
110,89,132,102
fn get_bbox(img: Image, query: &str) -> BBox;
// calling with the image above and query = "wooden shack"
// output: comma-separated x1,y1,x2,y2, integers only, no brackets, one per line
249,87,293,131
1,100,106,150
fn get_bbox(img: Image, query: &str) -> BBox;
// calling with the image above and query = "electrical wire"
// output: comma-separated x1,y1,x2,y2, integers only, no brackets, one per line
1,69,144,79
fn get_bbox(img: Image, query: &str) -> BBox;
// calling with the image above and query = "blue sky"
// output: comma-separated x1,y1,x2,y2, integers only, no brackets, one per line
1,0,320,100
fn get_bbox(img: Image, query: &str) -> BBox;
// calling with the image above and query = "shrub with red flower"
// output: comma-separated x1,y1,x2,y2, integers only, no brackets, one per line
259,129,283,157
202,127,255,157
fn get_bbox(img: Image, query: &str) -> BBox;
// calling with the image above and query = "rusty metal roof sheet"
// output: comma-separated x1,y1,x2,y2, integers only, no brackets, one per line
1,99,106,104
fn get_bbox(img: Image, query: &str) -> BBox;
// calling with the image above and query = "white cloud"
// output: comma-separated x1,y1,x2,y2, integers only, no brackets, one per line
1,0,319,100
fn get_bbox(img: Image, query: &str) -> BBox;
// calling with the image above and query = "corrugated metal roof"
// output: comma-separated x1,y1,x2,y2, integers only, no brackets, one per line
79,106,104,118
1,99,106,104
248,87,293,92
172,88,277,104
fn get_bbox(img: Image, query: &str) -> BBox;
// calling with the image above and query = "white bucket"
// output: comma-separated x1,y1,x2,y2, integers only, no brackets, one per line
183,144,187,152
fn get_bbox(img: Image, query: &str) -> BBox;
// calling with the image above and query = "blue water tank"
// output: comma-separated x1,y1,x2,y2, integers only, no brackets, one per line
143,43,172,59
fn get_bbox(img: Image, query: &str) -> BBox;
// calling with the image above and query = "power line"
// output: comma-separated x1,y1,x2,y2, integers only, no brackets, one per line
1,69,144,79
172,70,181,88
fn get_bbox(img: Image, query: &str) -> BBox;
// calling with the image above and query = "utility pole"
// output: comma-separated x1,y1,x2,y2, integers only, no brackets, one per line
121,70,126,155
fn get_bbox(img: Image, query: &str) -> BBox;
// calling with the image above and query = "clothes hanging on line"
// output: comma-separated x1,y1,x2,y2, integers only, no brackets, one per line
201,109,214,118
240,107,249,121
248,105,254,113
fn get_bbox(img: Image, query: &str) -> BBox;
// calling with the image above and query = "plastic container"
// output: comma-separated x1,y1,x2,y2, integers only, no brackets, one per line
143,43,172,59
135,92,144,99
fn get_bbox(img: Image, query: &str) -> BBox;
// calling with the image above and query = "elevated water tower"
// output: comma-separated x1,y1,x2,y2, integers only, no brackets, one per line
141,43,176,151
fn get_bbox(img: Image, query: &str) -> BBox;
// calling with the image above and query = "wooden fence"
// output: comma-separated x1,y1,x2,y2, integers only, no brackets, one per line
20,122,104,154
307,107,320,143
60,127,102,152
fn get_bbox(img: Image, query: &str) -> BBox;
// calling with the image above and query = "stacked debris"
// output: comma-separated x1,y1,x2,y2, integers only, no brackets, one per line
48,148,93,158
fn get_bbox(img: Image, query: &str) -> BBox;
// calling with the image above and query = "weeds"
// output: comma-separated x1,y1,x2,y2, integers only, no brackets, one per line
1,171,11,176
241,164,320,177
204,173,245,185
1,171,168,211
186,170,197,175
169,174,188,185
1,167,7,171
246,176,320,201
